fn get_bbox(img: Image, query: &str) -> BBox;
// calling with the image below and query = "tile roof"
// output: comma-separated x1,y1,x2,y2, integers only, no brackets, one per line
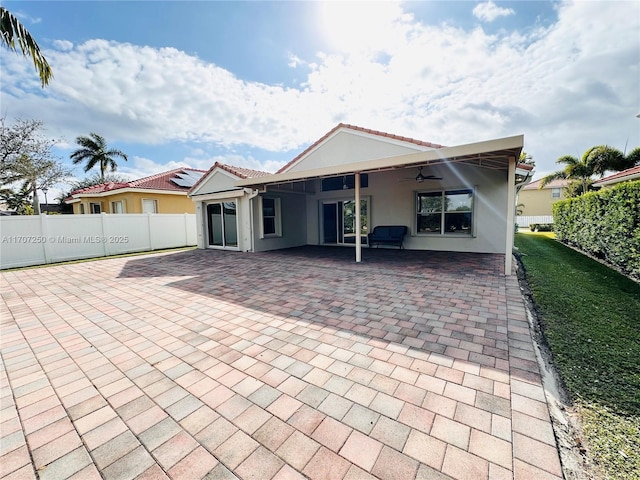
67,168,208,198
276,123,445,174
522,178,569,190
592,165,640,185
188,162,271,194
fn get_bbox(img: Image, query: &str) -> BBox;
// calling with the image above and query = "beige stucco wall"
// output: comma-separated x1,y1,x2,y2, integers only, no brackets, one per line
519,188,565,216
286,130,430,173
71,192,195,214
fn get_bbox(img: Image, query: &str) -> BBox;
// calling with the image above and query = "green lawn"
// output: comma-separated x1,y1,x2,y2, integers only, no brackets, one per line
515,232,640,480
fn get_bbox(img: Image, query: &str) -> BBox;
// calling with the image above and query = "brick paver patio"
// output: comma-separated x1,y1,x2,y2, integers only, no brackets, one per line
1,247,563,480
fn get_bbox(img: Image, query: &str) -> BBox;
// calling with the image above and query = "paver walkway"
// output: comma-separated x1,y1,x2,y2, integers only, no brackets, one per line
1,247,563,480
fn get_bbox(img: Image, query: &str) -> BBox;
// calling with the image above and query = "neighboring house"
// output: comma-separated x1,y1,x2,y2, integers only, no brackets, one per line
65,168,206,214
518,178,569,216
189,124,527,274
592,165,640,188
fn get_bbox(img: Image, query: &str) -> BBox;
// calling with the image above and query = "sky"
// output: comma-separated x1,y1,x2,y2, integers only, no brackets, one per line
1,0,639,201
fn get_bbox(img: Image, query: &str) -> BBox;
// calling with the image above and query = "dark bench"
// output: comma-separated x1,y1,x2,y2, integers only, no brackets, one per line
368,225,408,249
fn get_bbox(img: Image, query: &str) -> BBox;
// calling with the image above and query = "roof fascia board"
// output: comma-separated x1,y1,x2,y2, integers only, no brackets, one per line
594,173,640,186
189,189,247,202
70,188,189,199
237,135,524,187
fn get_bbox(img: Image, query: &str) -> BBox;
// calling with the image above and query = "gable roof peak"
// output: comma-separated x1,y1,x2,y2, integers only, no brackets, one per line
277,124,444,174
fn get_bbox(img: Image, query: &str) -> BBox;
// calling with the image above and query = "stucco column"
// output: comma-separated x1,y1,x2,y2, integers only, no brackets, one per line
505,157,516,275
355,172,361,263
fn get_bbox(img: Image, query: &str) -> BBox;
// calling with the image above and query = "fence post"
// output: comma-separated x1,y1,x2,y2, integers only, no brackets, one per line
40,214,51,264
184,213,189,246
101,213,111,257
147,213,154,251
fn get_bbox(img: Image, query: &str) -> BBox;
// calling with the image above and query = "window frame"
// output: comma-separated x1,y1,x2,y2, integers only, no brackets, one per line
260,196,282,238
415,187,475,237
90,202,102,214
111,200,125,214
551,188,561,199
142,198,158,214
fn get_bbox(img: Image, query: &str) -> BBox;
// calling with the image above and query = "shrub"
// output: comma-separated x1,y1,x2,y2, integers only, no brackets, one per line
530,223,554,232
553,181,640,278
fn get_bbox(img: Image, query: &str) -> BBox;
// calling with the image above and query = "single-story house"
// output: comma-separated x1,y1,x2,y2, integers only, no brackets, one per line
592,165,640,188
518,178,569,216
65,168,206,214
189,124,528,274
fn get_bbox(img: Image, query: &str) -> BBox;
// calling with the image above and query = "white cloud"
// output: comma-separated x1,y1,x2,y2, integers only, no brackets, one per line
52,40,74,51
0,1,638,178
473,1,515,23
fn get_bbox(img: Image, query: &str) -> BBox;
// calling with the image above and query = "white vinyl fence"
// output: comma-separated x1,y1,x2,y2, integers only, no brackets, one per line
516,215,554,228
0,213,196,269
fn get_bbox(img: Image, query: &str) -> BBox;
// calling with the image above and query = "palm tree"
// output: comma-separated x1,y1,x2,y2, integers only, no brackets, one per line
1,7,53,87
541,145,640,196
70,133,129,182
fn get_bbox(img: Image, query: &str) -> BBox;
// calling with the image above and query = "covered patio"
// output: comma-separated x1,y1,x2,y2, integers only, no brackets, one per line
1,248,562,480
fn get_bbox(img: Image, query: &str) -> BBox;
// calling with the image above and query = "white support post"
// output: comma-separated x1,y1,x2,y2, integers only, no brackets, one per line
355,172,361,263
505,157,516,275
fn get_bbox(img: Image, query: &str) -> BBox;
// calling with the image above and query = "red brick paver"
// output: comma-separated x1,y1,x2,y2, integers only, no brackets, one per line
1,247,564,479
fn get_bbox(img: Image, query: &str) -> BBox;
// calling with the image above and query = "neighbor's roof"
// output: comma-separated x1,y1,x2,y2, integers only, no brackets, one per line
592,165,640,186
188,162,271,195
522,178,569,190
65,167,207,201
276,123,446,174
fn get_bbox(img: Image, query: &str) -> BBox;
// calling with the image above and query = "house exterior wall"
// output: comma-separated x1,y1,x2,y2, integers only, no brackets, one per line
300,164,508,254
518,188,565,216
286,131,429,173
72,192,195,214
252,192,308,252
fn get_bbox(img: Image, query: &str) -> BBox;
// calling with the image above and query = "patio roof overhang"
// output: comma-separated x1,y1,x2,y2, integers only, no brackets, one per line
236,134,524,188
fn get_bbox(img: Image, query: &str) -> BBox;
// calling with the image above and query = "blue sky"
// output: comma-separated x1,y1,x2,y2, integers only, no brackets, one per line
1,1,638,199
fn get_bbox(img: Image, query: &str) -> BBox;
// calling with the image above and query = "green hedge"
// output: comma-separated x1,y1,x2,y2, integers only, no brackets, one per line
553,181,640,278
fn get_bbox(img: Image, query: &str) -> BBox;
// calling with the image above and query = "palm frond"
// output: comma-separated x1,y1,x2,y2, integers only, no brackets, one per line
1,7,53,87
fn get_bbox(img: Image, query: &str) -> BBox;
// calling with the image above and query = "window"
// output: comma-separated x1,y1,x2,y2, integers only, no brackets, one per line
261,197,281,237
142,199,158,213
551,188,561,198
90,202,101,214
322,174,368,192
417,189,473,235
111,201,125,213
79,204,85,214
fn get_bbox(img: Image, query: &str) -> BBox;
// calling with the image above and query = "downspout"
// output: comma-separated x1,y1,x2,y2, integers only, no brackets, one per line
505,158,516,275
245,188,260,253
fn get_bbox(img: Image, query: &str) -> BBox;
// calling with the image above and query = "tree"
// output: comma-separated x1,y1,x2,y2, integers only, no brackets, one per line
0,184,32,214
1,7,53,87
11,154,71,215
70,133,129,181
1,117,71,214
540,145,640,197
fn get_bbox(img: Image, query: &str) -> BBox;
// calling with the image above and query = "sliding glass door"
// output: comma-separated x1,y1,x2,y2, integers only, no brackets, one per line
322,199,368,245
207,201,238,248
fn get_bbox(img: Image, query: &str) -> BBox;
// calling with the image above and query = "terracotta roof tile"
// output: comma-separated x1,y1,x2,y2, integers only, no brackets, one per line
523,178,569,190
593,165,640,185
276,123,445,174
67,168,207,200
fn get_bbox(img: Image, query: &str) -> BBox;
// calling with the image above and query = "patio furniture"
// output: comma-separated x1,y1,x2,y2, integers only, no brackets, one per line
368,225,408,249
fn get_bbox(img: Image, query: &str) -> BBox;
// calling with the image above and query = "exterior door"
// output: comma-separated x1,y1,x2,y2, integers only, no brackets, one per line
322,199,368,245
207,201,238,248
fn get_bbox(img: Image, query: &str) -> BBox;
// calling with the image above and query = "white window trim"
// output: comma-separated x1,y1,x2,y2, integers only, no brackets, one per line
111,200,126,214
142,198,158,214
259,196,282,238
89,202,102,214
415,187,476,237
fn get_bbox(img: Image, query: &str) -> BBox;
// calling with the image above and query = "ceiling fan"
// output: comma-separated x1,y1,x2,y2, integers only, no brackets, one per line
401,166,442,183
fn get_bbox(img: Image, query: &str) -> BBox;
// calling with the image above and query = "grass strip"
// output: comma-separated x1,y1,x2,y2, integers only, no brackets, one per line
515,232,639,480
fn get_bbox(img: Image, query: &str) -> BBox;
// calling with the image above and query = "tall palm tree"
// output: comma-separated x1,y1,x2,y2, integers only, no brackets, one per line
541,145,640,196
1,7,53,87
70,133,129,182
